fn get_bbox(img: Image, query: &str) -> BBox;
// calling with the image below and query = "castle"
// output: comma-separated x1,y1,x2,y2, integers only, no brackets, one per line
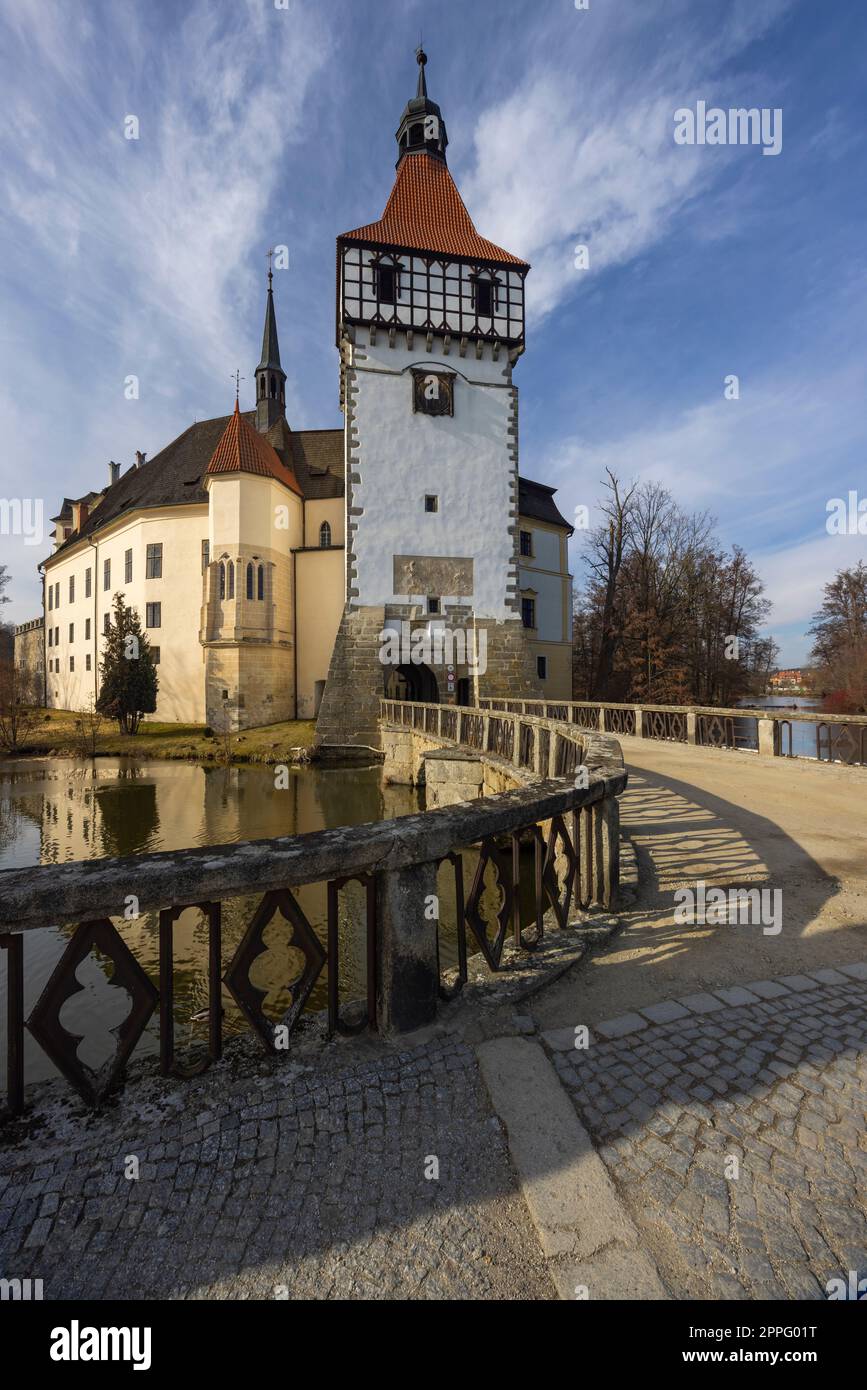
23,52,573,745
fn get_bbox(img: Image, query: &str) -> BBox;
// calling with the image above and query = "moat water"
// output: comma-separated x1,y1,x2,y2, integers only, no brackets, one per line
0,758,430,1087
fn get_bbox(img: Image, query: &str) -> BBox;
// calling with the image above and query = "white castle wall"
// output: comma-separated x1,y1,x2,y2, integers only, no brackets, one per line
348,336,517,619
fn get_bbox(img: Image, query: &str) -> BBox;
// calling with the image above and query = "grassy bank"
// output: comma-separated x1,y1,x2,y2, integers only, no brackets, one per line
1,709,318,764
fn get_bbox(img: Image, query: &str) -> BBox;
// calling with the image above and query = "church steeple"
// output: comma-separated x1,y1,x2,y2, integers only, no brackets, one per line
255,265,287,433
395,48,448,168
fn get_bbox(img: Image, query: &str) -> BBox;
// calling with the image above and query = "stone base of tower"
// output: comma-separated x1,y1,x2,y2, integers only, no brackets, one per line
474,618,542,701
315,609,543,749
204,643,295,734
314,605,388,750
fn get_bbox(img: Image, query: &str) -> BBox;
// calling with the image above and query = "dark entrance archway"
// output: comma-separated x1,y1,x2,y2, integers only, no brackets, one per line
384,663,439,703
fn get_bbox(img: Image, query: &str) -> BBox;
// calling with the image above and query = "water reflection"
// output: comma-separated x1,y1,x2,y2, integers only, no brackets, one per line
0,758,420,1086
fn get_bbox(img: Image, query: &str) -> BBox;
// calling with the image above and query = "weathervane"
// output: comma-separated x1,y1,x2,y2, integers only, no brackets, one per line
266,246,274,288
232,369,245,403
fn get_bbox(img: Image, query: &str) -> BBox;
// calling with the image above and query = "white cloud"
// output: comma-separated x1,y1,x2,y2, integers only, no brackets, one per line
460,0,796,322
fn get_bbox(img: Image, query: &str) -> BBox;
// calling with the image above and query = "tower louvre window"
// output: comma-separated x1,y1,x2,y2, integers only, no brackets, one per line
257,565,264,600
227,561,235,599
246,563,254,600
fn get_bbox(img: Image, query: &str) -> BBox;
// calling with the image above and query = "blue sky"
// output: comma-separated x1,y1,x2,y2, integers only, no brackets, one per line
1,0,865,665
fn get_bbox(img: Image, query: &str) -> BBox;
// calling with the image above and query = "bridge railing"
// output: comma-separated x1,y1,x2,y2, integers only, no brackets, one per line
0,701,626,1116
477,698,867,767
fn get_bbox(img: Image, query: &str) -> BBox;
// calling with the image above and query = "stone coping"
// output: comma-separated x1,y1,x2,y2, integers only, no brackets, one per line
482,697,867,727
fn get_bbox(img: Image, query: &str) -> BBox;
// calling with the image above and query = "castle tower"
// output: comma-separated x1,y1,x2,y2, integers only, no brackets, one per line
316,49,540,747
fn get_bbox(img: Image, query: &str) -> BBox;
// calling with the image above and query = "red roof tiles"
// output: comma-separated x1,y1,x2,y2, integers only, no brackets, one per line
205,401,303,496
340,153,528,267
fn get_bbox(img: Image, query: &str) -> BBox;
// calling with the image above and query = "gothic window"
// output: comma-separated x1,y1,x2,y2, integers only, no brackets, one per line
246,563,254,599
227,561,235,599
219,562,226,600
257,564,264,600
319,521,331,547
270,373,276,399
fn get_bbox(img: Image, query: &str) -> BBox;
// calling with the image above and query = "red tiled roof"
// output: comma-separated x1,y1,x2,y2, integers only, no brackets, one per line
205,401,303,496
340,153,529,267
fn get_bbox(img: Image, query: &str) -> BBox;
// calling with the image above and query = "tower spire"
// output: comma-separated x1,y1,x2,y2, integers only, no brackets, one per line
254,256,286,433
395,47,448,168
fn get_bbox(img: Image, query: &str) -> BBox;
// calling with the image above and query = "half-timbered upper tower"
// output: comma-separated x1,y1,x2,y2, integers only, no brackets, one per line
317,49,541,747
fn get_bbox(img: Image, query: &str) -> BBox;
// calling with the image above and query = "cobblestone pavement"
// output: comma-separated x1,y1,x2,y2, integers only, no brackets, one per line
0,1040,552,1300
551,974,867,1299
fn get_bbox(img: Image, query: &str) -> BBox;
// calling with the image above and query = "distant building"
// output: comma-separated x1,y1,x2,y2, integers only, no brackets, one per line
769,668,809,691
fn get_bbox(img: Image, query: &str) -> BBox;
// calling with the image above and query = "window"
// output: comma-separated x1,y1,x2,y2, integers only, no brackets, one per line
319,521,332,547
69,656,74,672
103,614,111,635
202,540,209,572
257,565,264,601
424,496,439,513
69,575,75,602
55,583,60,607
125,548,133,583
146,542,163,579
246,562,254,600
69,623,74,642
227,561,235,599
521,597,536,629
520,530,533,557
151,646,161,666
54,626,59,645
473,276,495,318
85,567,92,598
85,618,91,640
48,628,53,647
427,596,441,615
145,602,161,628
537,656,548,680
86,654,91,672
103,558,110,591
219,562,226,600
48,586,53,611
378,263,396,305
